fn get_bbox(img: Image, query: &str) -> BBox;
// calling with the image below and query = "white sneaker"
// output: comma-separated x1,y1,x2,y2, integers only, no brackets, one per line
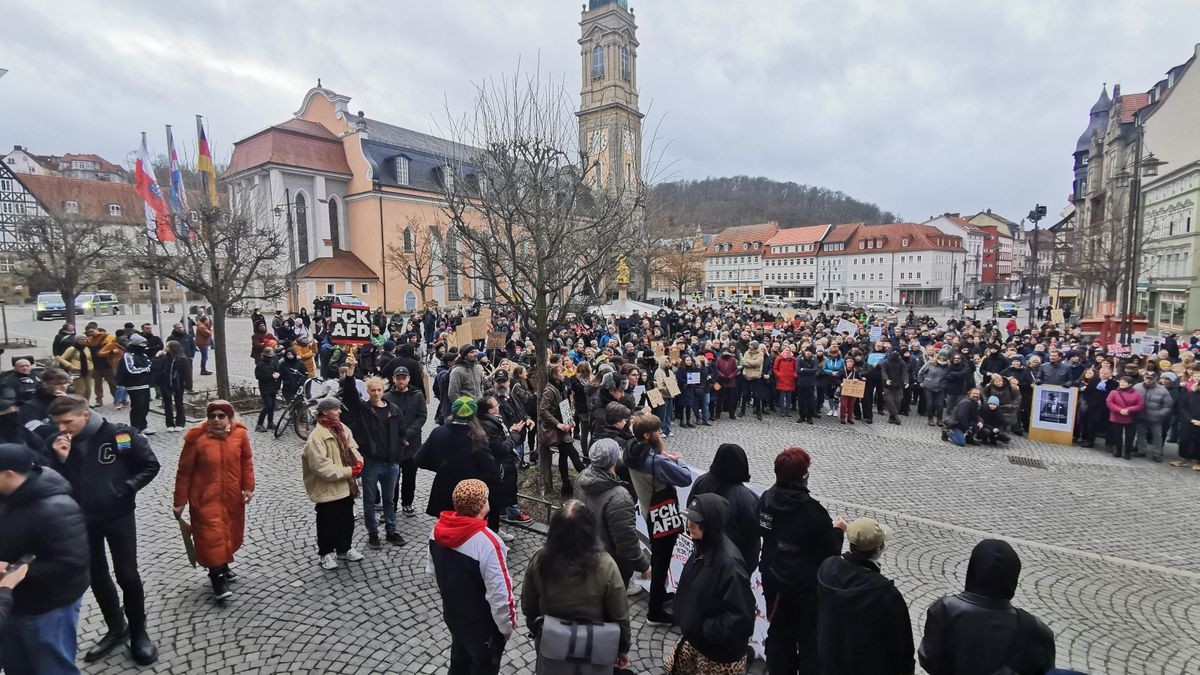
339,548,365,562
626,577,645,597
495,529,513,542
826,409,835,417
320,553,338,570
143,428,157,435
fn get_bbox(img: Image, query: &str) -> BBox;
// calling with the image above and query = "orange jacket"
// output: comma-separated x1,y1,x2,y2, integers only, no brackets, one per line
292,341,317,377
98,337,125,371
173,423,256,567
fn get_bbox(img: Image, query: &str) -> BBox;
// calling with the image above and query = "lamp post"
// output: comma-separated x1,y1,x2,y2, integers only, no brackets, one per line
1113,122,1166,344
272,188,297,312
1026,204,1047,325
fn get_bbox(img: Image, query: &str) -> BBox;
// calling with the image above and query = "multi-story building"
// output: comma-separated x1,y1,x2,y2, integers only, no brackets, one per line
1046,204,1081,312
816,222,855,303
225,0,645,312
924,213,984,299
761,224,828,299
969,209,1020,298
1137,43,1200,332
2,146,128,183
838,223,965,306
703,221,779,299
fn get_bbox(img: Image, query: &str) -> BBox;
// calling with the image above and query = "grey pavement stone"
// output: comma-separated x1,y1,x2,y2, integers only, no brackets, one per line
68,359,1200,674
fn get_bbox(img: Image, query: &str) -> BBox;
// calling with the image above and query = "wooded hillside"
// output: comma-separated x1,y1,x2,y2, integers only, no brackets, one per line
648,176,898,231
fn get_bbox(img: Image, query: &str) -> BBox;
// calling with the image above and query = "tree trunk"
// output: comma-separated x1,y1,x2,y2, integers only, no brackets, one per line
61,289,78,327
211,304,231,400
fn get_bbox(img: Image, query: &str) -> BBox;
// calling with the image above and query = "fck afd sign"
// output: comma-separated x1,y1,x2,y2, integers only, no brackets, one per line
329,305,372,345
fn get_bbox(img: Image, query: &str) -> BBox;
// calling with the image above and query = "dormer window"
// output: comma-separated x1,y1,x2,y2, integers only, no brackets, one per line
107,203,122,216
441,165,455,192
394,156,410,185
901,238,910,247
742,242,749,251
858,241,865,250
64,200,79,214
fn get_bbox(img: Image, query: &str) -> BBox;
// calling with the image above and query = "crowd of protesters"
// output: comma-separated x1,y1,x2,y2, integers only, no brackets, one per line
2,295,1182,673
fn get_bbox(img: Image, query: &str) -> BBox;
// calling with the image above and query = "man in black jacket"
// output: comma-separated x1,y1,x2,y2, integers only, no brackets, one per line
341,370,405,549
944,387,984,447
0,443,90,673
45,394,160,665
817,518,914,675
757,446,847,675
117,334,155,435
384,365,427,518
919,539,1055,675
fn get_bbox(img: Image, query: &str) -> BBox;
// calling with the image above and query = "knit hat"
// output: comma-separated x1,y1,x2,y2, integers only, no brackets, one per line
206,400,236,419
452,479,489,516
588,438,622,469
316,397,341,414
127,333,147,347
451,396,478,419
987,396,1000,407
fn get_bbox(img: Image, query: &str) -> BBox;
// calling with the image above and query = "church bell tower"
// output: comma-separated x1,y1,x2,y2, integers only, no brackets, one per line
578,0,643,192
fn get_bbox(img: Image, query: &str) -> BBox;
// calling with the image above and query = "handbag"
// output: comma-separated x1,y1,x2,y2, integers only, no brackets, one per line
536,616,621,675
647,462,685,540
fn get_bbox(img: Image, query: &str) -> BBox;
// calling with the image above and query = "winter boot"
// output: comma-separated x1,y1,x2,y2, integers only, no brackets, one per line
84,613,129,662
129,621,158,665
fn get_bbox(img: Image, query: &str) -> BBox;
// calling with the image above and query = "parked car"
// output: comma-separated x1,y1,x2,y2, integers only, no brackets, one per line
34,292,67,320
995,301,1019,317
315,294,368,308
866,302,898,314
75,292,121,317
833,301,855,312
790,298,816,309
762,296,788,308
962,298,986,311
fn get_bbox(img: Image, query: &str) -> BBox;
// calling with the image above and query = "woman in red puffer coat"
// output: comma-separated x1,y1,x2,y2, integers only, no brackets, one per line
773,349,798,413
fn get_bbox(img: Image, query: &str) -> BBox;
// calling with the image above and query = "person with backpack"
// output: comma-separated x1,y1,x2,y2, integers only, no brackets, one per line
522,500,631,674
433,349,458,425
117,334,156,435
918,539,1056,675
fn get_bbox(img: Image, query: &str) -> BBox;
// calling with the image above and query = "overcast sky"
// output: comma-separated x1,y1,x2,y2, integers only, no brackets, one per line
2,0,1196,225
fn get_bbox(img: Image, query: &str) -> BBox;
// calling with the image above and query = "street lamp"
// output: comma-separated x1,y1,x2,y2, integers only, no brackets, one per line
1115,127,1168,343
272,188,298,312
1026,204,1047,325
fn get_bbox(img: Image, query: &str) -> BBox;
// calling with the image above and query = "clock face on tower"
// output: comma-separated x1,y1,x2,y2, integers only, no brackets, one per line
589,129,608,156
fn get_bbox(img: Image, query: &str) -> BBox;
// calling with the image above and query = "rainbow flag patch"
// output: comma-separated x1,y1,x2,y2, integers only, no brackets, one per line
115,433,132,452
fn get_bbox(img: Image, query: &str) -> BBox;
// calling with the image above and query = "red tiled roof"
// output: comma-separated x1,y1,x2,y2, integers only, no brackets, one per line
1118,93,1150,124
225,119,352,178
706,221,780,255
295,250,379,280
823,222,862,243
846,223,965,254
763,224,828,257
17,173,144,225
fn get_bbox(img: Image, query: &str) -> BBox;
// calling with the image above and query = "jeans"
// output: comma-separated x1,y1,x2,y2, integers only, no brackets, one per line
0,596,82,675
115,385,129,406
198,345,210,372
700,393,711,422
448,631,505,675
361,462,399,537
315,495,355,556
1137,420,1164,456
948,428,968,446
87,512,146,627
656,398,674,434
127,388,151,431
513,442,526,464
777,390,793,410
257,391,277,428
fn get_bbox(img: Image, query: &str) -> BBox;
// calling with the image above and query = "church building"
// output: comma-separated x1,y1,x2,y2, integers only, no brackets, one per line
224,0,643,312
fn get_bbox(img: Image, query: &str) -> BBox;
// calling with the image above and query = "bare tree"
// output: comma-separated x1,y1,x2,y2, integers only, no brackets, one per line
658,239,705,300
128,205,287,398
384,216,445,305
436,69,649,387
15,216,131,325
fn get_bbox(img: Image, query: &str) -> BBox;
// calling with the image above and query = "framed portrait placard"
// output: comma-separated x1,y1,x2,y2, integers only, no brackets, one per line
1028,384,1077,445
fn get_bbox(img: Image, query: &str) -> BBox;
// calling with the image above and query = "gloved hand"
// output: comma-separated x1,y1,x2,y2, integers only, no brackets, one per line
351,461,364,478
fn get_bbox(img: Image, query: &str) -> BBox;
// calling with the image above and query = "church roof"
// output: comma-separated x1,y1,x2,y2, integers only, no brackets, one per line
225,119,352,178
295,250,378,280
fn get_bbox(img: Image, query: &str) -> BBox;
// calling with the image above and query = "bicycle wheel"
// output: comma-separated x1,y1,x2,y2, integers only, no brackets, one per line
292,400,318,440
273,401,297,439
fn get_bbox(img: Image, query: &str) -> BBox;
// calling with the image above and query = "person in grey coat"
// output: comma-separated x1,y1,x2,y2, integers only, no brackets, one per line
1134,370,1173,462
573,438,650,585
446,346,487,403
917,351,950,427
1036,351,1074,386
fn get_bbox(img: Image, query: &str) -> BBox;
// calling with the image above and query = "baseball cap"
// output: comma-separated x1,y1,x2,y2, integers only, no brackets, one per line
684,492,729,523
0,443,35,474
392,365,410,378
846,517,894,552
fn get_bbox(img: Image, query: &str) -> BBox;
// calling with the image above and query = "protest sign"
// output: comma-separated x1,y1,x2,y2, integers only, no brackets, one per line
686,372,700,386
840,379,865,398
646,388,665,407
1051,308,1065,324
869,325,883,341
835,319,858,335
867,352,885,366
328,305,372,345
665,377,681,397
559,399,573,424
486,331,507,350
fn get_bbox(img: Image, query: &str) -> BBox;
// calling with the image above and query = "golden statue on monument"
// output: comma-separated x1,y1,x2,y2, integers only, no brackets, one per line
615,255,631,287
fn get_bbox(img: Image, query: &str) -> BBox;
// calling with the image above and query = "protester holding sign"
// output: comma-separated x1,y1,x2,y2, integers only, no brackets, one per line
625,415,692,626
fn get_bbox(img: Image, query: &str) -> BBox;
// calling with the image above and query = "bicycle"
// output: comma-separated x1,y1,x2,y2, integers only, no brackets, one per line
273,377,335,440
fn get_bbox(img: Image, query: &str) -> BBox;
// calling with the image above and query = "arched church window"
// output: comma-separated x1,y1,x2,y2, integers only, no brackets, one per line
295,193,310,265
592,45,605,79
328,197,341,250
404,227,414,253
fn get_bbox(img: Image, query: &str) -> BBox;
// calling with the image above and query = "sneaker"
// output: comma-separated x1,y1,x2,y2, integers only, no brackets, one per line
496,529,513,542
626,578,645,596
367,535,382,550
320,553,338,570
402,505,416,517
503,511,533,523
254,424,267,433
386,532,406,546
645,611,675,627
142,428,156,436
211,576,232,600
339,548,365,562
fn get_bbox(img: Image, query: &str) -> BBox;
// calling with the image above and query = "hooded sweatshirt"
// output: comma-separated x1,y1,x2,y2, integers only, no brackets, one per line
426,511,515,640
757,480,844,597
673,494,756,664
918,539,1055,675
623,438,692,519
817,552,914,675
690,444,760,572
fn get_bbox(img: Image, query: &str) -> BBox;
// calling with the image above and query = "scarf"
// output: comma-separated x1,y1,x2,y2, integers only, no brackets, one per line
318,416,359,496
208,423,232,440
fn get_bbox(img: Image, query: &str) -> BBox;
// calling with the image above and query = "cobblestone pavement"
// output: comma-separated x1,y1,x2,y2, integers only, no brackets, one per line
72,391,1200,674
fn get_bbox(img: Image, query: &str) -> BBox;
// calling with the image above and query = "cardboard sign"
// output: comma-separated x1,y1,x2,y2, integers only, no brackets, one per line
840,379,865,398
329,304,372,345
646,388,665,407
1051,308,1065,324
559,399,573,423
486,331,507,350
665,377,681,397
835,319,858,335
1107,343,1131,356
